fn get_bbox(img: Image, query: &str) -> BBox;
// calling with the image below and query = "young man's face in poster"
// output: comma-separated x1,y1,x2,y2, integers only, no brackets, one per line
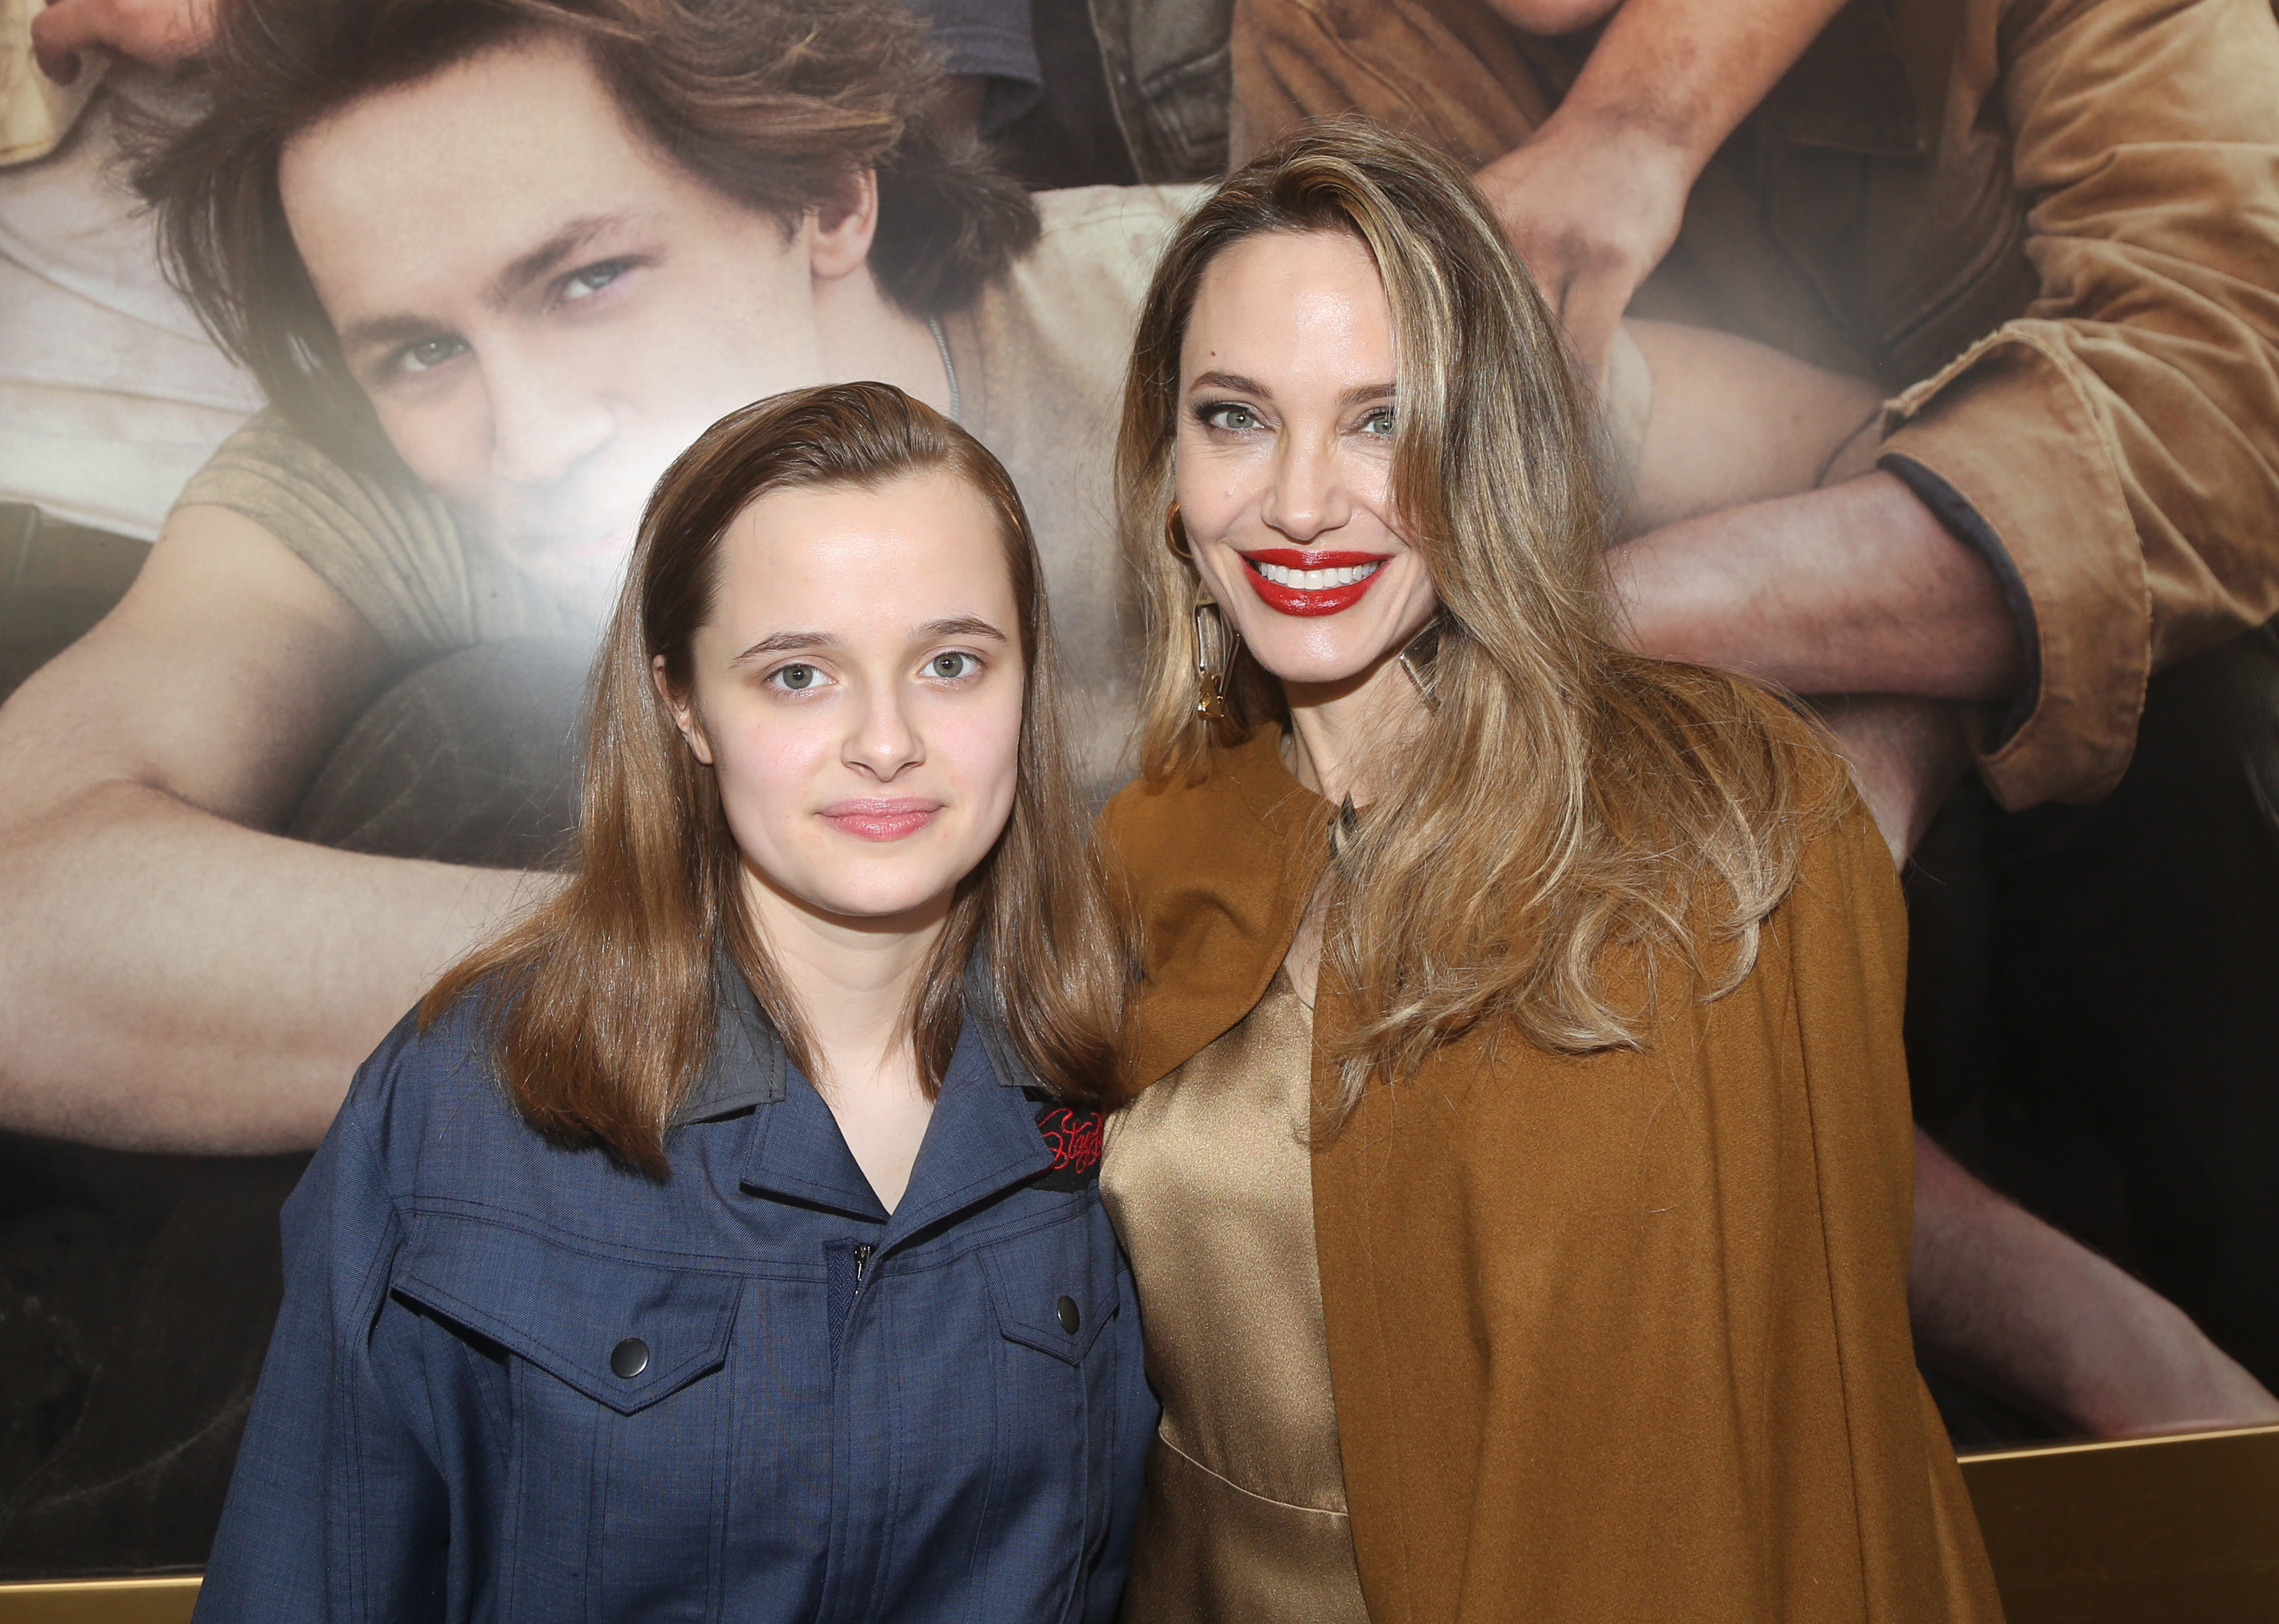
283,34,848,613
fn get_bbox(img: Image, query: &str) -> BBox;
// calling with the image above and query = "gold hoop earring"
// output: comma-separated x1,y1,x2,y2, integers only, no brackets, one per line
1395,615,1447,713
1165,501,1192,563
1193,599,1242,721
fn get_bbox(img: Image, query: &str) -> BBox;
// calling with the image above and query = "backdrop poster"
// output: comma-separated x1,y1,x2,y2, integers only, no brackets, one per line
2,0,2277,1580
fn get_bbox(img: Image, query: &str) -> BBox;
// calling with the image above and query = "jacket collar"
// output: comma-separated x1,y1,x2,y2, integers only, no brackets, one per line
677,947,1052,1233
1108,725,1335,1089
676,956,788,1123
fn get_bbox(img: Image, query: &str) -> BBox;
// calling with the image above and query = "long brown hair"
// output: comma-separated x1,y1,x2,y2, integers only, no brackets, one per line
1117,118,1841,1112
427,382,1122,1175
132,0,1038,467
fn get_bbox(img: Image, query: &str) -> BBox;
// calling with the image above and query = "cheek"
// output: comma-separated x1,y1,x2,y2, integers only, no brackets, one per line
708,705,834,844
1172,457,1252,605
1353,454,1396,526
1172,440,1253,539
372,388,479,498
941,696,1026,832
639,262,822,410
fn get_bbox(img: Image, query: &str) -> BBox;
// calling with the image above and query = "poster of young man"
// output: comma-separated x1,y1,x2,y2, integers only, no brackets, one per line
0,0,2275,1593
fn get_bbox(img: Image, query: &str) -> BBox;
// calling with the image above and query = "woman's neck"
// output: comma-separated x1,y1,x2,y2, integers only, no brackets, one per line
743,879,948,1089
740,874,949,1214
1281,652,1428,809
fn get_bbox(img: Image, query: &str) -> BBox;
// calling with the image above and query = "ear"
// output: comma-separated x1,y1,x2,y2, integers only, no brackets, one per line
808,168,880,285
651,654,716,766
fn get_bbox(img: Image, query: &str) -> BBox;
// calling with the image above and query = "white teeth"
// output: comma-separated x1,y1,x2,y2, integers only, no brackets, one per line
1255,560,1383,590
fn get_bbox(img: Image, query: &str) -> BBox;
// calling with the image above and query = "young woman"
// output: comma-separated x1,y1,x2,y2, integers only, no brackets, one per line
194,382,1152,1622
1096,123,2003,1621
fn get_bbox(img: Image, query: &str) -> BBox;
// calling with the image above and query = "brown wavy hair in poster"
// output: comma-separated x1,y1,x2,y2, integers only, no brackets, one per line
1115,118,1841,1114
424,383,1123,1175
132,0,1038,463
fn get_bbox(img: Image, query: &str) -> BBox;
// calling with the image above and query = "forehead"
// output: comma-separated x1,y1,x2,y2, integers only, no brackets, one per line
1182,229,1392,377
708,469,1019,633
276,34,763,316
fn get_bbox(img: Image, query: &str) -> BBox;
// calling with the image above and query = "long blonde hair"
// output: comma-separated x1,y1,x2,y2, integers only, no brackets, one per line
1116,118,1840,1112
428,383,1123,1175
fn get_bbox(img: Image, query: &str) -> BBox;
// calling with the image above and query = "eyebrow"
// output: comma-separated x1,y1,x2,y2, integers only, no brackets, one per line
729,629,840,667
1188,369,1269,396
1187,370,1395,410
917,615,1010,644
334,212,639,355
727,616,1009,668
485,214,632,308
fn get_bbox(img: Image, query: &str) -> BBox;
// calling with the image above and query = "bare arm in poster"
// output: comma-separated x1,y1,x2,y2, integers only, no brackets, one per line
0,512,544,1152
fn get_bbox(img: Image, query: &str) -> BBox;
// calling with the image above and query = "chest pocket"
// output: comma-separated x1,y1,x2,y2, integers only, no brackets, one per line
391,1213,744,1624
393,1213,741,1414
978,1206,1119,1365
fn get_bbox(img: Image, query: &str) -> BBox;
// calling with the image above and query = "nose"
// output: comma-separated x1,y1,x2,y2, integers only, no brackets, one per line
1258,428,1355,545
843,677,925,782
484,349,615,488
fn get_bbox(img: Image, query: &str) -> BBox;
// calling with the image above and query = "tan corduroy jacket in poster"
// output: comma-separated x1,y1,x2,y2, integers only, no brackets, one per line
1235,0,2279,812
1101,726,2003,1623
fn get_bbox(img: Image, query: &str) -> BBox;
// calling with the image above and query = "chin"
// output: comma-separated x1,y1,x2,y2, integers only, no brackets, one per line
803,865,969,925
1239,626,1396,688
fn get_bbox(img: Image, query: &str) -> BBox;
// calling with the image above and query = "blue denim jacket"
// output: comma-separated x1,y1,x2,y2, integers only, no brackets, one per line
195,969,1154,1623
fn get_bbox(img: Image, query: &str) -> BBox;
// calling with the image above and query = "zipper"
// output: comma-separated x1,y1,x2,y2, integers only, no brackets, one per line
827,1238,880,1372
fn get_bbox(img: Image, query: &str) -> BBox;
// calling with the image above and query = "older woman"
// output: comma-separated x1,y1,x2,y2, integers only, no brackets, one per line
1096,121,2002,1622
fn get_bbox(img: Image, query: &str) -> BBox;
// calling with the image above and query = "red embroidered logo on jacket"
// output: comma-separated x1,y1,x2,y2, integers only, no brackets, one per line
1032,1106,1104,1190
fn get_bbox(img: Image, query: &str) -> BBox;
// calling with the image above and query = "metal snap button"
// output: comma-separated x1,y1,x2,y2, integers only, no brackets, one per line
610,1337,651,1380
1056,1295,1080,1335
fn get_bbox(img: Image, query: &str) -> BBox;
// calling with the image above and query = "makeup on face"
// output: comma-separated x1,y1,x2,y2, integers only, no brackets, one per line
1235,547,1394,616
1173,230,1442,690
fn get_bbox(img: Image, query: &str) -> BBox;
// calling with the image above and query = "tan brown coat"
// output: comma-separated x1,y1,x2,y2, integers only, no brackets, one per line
1102,727,2003,1622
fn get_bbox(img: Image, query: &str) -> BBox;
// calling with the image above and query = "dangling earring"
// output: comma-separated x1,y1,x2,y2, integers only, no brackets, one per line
1170,502,1240,720
1395,615,1447,713
1193,599,1242,721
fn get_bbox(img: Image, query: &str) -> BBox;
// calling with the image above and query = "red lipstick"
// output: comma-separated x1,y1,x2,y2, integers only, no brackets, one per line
821,798,942,841
1236,548,1392,617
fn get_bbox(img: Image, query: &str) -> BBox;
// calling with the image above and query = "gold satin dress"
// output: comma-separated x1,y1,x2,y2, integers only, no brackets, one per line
1099,970,1370,1623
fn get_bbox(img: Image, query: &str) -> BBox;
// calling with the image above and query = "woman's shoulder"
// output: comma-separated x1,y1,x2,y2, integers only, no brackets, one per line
1095,768,1195,864
1098,728,1316,863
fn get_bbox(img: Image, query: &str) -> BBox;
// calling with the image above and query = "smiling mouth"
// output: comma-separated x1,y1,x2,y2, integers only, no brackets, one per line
1237,549,1391,617
822,799,943,842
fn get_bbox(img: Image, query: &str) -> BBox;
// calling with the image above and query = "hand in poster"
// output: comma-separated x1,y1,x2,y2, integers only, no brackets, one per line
32,0,216,83
1475,117,1689,386
1472,0,1850,379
